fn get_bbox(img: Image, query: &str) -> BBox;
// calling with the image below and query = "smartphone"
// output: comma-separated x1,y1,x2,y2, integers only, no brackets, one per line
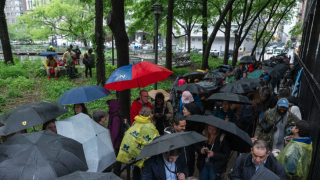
203,148,209,152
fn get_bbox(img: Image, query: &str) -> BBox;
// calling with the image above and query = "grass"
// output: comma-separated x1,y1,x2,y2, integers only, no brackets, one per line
189,53,239,69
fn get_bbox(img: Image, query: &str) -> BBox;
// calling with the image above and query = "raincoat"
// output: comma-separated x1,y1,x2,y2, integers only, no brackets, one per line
117,115,159,168
107,99,122,149
225,75,236,83
277,137,312,180
43,58,60,71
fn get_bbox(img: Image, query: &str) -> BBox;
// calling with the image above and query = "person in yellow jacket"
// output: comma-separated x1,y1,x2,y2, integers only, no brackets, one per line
273,120,312,180
117,107,159,179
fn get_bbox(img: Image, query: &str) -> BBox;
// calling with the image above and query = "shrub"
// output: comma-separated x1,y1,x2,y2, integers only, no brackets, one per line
0,95,5,105
8,76,35,90
7,89,23,98
172,67,189,76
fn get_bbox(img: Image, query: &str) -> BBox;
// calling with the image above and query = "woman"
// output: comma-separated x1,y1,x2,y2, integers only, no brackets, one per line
179,91,194,114
151,92,174,135
213,100,238,126
42,119,57,133
248,64,255,73
196,125,231,180
74,103,91,118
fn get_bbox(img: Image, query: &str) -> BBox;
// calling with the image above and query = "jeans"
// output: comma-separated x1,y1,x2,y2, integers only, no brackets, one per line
132,166,141,180
259,111,265,122
199,159,216,180
67,66,75,79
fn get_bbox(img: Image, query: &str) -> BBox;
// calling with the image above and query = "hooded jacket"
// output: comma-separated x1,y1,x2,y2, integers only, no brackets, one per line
107,99,122,149
151,93,173,126
248,64,255,73
130,98,152,124
179,91,194,114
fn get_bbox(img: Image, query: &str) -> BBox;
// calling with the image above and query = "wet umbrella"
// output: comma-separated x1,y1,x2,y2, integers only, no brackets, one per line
0,101,68,136
204,72,227,79
262,66,282,79
57,85,111,105
248,70,263,79
239,56,256,64
273,63,290,76
0,130,88,180
39,51,58,56
55,172,121,180
183,71,205,80
186,115,252,152
277,53,287,57
212,65,229,73
176,83,208,94
196,81,219,91
235,78,263,88
56,113,116,172
219,83,253,94
251,165,281,180
208,93,251,104
136,131,207,160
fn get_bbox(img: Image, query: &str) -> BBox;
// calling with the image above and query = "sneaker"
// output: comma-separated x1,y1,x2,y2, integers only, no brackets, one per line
47,77,50,79
55,77,58,80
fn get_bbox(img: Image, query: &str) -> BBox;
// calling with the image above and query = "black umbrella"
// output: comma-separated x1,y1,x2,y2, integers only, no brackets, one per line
235,78,263,88
55,172,121,180
262,66,282,79
186,115,252,152
239,56,256,64
0,101,68,136
277,53,287,57
203,72,227,79
175,83,208,94
273,64,290,78
136,131,207,160
183,71,205,80
208,93,251,104
219,83,254,94
0,131,88,179
196,81,219,91
251,165,281,180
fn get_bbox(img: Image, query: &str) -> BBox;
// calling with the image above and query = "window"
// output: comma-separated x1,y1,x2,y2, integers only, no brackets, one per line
11,13,14,16
16,12,20,16
11,7,13,10
15,7,20,11
7,13,10,16
6,7,9,10
12,19,15,23
192,38,195,42
198,38,202,41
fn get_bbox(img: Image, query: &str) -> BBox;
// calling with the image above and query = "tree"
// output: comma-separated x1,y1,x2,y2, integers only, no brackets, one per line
0,1,14,64
166,0,174,71
289,22,302,37
8,25,32,42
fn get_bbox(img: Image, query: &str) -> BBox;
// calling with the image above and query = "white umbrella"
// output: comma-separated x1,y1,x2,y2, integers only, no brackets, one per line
56,113,116,172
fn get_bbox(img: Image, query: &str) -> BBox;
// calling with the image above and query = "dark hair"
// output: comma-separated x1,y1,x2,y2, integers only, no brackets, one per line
74,103,89,115
184,102,201,115
88,48,93,54
165,148,181,157
173,114,185,125
295,120,311,137
155,92,164,105
43,119,56,130
247,93,253,101
253,140,270,153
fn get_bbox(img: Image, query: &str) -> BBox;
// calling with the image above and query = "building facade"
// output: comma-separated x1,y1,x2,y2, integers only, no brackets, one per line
4,0,27,24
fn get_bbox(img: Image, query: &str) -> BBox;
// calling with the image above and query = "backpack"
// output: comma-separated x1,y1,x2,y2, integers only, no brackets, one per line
109,114,130,141
238,104,253,123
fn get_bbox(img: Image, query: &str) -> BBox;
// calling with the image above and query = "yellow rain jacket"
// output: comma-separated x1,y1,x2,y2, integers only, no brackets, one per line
277,138,312,180
117,115,159,168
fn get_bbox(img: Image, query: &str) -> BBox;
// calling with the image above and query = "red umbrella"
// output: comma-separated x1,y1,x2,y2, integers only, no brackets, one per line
104,61,173,91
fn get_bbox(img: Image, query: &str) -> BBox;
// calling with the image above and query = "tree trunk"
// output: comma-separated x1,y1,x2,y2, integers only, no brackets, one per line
232,40,239,66
0,1,14,64
108,0,131,121
95,0,106,86
188,33,191,53
223,11,232,65
201,0,207,59
83,39,88,47
166,0,174,71
202,0,236,69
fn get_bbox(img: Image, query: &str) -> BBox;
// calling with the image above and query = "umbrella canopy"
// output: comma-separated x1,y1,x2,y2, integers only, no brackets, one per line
239,56,256,64
248,70,263,79
136,131,207,160
273,64,290,77
0,101,68,136
39,51,58,56
183,71,205,80
196,81,219,91
186,115,252,152
212,65,229,73
235,78,263,88
57,85,111,105
56,113,116,172
55,172,121,180
203,72,227,79
208,93,251,104
262,66,282,79
277,53,287,57
175,83,208,94
219,83,254,94
0,130,88,180
104,61,173,91
251,165,281,180
148,89,170,101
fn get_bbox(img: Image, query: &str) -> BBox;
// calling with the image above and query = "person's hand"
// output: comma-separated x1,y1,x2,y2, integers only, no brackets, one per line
225,117,229,122
285,135,294,143
207,150,214,157
159,113,163,117
201,146,207,154
177,173,185,180
155,113,159,118
273,149,280,154
201,96,206,100
251,136,258,143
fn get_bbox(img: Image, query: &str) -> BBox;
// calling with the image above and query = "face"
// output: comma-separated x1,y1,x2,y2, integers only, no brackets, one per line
100,116,106,124
222,101,229,112
74,104,83,114
140,91,149,104
48,56,53,60
208,125,218,136
227,71,231,76
156,97,163,106
173,120,186,132
183,107,191,117
263,71,267,75
277,106,288,115
251,147,270,165
291,125,299,136
243,73,247,77
205,69,209,73
45,122,57,133
207,78,213,82
168,155,179,163
76,46,79,49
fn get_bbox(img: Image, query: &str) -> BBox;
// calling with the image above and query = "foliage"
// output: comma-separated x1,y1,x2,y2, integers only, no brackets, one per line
190,53,237,69
105,50,117,60
7,76,35,91
286,40,291,48
289,22,302,37
0,95,5,105
7,89,23,98
172,67,190,76
8,25,32,41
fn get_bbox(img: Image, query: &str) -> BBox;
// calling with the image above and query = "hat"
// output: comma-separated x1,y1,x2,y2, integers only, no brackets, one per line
184,101,201,115
263,75,269,79
93,110,107,122
277,98,289,108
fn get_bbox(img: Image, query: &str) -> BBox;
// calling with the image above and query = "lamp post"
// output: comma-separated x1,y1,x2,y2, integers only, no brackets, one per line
151,3,164,90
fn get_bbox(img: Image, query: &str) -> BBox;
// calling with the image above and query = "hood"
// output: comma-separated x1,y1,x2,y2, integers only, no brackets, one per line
184,101,201,115
249,64,253,68
134,115,151,123
107,99,121,115
181,91,194,104
178,79,186,86
292,137,312,144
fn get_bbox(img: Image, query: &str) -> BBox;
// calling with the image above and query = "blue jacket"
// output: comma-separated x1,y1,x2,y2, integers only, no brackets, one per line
142,153,188,180
193,95,202,108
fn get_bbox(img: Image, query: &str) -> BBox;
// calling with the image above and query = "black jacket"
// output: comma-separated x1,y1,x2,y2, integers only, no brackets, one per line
229,153,286,180
73,49,82,59
195,134,231,174
142,153,188,180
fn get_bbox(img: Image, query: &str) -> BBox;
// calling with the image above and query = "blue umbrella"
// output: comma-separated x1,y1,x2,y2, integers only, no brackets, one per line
57,85,111,105
39,51,58,56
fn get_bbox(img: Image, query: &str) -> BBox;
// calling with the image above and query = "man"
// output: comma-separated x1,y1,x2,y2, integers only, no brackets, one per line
44,55,58,79
47,45,55,52
142,148,188,180
229,140,286,180
260,70,267,78
274,120,312,180
252,98,300,150
224,70,235,84
63,47,76,79
173,114,186,133
92,110,107,126
73,45,82,65
130,90,152,124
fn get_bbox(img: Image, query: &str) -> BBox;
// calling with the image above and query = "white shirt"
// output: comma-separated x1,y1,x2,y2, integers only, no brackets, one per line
290,106,302,120
163,154,176,180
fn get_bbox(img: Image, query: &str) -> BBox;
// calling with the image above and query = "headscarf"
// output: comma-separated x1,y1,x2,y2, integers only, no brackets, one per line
181,91,194,104
178,79,186,86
